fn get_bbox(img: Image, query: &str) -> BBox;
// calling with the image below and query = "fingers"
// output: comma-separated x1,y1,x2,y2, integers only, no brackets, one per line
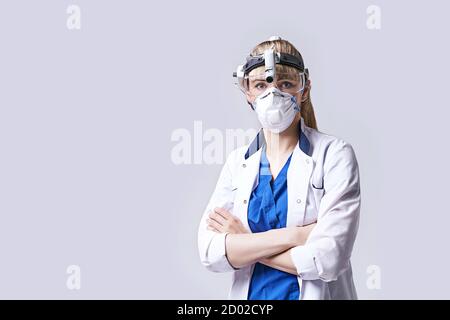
208,210,227,225
301,222,316,239
214,207,232,220
206,217,223,232
305,222,317,230
207,225,220,233
300,222,316,229
206,207,242,234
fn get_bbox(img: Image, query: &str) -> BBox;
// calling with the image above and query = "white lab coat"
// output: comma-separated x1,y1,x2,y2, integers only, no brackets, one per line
197,117,361,300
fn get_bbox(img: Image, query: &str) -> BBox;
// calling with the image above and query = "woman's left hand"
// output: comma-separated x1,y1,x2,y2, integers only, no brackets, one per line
207,207,250,234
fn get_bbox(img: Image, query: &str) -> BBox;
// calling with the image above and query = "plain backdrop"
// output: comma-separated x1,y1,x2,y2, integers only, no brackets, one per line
0,0,449,299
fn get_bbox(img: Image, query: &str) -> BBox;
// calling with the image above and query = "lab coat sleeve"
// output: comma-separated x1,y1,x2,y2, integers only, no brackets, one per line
197,150,238,273
290,139,361,282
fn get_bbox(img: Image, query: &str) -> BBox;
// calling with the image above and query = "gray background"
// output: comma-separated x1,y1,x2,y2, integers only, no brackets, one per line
0,0,448,299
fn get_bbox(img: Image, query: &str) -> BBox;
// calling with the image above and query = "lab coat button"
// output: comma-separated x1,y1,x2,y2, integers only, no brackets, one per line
243,199,247,204
242,163,246,168
296,198,302,204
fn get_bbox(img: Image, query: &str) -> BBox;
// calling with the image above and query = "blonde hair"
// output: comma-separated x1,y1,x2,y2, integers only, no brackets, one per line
249,39,318,130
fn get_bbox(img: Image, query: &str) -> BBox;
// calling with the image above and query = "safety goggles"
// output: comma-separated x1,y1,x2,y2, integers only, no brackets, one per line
240,71,307,98
233,49,309,99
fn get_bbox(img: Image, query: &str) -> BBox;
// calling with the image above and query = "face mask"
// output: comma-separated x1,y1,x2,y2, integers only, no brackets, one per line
251,87,301,134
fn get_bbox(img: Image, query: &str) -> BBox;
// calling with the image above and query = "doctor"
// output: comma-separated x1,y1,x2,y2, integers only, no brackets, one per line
197,36,361,300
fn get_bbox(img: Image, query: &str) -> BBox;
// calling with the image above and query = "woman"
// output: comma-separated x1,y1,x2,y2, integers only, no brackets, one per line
197,36,361,300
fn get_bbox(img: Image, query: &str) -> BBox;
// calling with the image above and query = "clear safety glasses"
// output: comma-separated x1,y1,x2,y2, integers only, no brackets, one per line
237,71,307,99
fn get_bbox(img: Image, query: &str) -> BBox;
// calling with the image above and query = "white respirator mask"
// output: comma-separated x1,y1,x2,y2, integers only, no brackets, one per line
251,87,301,134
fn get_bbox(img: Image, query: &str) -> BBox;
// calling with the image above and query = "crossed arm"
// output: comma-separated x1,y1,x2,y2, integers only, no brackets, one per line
206,207,315,276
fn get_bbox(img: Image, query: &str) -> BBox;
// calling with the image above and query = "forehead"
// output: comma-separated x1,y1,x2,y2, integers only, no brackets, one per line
248,65,300,81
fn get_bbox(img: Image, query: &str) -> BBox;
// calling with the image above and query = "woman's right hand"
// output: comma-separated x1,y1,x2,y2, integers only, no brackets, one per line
285,223,317,246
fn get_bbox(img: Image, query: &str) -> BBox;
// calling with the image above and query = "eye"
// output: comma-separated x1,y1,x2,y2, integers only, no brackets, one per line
255,82,267,90
280,81,294,89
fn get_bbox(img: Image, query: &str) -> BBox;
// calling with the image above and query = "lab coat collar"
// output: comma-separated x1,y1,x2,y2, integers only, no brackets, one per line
244,117,311,160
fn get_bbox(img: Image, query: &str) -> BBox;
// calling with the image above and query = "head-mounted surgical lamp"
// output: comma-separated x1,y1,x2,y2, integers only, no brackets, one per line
233,39,309,92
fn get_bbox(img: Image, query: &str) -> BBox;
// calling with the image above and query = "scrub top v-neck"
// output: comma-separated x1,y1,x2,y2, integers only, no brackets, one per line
247,145,300,300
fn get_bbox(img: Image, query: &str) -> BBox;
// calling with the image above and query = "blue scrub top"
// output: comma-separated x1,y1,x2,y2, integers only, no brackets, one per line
247,145,300,300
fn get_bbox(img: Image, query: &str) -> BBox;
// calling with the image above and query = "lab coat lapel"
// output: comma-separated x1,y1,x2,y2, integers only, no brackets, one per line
234,148,262,231
286,119,313,227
